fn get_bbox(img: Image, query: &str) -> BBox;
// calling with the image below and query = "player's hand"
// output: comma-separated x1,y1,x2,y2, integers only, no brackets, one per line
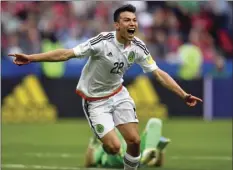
8,53,31,66
184,94,202,107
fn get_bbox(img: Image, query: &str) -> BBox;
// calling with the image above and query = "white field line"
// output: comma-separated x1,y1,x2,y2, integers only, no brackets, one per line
1,164,120,170
2,152,232,161
1,164,80,170
2,153,81,158
170,156,232,161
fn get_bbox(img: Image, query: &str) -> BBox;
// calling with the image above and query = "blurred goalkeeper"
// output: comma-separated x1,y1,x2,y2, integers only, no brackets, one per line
85,118,170,168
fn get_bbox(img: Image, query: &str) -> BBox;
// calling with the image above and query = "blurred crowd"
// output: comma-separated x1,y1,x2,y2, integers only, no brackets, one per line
1,1,233,65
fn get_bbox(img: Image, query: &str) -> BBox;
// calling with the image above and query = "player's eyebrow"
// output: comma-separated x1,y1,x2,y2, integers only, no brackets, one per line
122,17,137,20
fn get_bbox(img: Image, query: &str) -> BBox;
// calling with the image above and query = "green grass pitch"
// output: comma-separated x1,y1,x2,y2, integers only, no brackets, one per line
1,118,232,170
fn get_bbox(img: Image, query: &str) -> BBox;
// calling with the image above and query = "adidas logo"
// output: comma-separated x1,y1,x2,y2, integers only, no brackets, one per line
107,52,113,57
2,75,57,123
127,75,168,119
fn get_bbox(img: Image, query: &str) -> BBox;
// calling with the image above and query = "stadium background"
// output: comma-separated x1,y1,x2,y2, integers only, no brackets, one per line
1,1,232,170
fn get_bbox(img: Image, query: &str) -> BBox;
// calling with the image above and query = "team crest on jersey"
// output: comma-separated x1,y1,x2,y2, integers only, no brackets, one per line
96,124,104,133
128,51,135,63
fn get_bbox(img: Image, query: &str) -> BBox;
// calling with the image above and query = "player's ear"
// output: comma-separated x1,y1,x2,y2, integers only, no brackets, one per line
114,22,120,31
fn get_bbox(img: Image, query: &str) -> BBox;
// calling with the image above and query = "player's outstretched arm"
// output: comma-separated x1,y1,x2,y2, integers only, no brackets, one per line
8,49,75,66
153,68,202,107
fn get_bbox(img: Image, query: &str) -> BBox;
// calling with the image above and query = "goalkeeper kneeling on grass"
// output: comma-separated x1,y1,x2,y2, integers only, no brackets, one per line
85,118,170,168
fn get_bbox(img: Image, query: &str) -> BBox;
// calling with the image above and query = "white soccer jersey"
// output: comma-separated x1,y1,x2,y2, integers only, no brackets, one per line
73,31,158,99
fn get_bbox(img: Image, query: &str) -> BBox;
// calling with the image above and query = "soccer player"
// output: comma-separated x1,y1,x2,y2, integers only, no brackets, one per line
84,118,170,168
9,4,202,170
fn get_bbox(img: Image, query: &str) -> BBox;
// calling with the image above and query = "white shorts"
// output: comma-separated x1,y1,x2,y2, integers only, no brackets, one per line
82,87,139,139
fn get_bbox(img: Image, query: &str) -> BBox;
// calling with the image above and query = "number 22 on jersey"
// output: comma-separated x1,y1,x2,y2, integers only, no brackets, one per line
110,62,124,74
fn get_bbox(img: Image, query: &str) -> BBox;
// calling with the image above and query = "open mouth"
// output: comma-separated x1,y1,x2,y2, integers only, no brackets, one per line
127,28,135,35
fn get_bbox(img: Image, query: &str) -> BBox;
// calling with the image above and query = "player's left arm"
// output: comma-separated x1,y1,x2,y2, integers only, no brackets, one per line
152,66,202,107
135,38,202,106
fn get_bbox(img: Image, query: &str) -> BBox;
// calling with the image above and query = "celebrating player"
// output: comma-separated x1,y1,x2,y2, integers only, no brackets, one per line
9,4,202,170
84,118,170,168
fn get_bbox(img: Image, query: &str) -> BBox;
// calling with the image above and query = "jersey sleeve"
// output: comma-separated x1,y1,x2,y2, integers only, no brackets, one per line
135,39,159,73
72,33,105,58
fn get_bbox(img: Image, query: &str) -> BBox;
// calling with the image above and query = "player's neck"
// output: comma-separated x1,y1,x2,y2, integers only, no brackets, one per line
116,32,131,48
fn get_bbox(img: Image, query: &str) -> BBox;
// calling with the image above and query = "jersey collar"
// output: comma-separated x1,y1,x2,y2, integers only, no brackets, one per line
113,31,133,49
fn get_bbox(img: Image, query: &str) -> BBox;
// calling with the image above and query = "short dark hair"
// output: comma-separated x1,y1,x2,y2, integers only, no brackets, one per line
113,4,136,22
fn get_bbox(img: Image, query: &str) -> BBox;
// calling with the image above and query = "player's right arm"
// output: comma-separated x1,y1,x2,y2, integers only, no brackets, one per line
9,32,106,66
9,49,75,66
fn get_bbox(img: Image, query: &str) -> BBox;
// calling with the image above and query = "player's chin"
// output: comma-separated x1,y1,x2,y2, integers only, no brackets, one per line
127,34,134,41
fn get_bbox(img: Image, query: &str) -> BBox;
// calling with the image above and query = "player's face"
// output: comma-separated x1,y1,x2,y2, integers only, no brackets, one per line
115,12,138,41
